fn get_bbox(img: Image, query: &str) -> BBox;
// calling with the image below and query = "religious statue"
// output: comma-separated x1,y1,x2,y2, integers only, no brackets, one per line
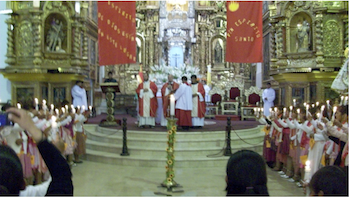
296,20,310,52
46,19,65,52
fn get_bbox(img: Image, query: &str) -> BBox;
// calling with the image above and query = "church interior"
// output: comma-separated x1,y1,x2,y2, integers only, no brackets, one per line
0,1,348,196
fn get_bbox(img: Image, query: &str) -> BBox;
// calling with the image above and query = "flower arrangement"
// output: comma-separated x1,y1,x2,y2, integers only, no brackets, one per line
149,64,200,85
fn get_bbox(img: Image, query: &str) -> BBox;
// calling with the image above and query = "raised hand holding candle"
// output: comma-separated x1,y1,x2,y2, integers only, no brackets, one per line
170,94,175,116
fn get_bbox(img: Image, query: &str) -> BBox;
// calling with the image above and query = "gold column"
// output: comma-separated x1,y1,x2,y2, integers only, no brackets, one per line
5,18,15,65
31,10,43,66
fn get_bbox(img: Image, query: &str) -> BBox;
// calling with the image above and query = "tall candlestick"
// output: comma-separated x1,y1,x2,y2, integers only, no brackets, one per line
170,94,175,116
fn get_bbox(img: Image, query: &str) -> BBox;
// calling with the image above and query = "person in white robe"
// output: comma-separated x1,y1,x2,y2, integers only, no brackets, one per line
262,82,275,117
174,76,193,130
71,81,88,108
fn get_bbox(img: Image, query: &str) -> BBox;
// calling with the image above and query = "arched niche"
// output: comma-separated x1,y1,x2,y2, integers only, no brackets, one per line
210,35,226,67
289,12,313,53
44,14,68,53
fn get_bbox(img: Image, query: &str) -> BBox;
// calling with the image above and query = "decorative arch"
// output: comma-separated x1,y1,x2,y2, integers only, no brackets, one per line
289,12,313,53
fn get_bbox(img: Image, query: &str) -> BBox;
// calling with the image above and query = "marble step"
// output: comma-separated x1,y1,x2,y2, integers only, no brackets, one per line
86,129,264,148
84,124,261,139
85,139,263,158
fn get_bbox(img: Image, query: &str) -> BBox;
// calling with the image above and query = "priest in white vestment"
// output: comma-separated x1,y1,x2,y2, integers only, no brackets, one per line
174,76,192,130
262,82,275,117
136,73,158,128
71,81,88,108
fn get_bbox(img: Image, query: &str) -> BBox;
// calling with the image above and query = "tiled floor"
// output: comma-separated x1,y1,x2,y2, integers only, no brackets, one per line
72,160,304,196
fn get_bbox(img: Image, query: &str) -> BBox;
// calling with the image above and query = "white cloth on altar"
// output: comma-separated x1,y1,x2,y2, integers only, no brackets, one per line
262,88,275,117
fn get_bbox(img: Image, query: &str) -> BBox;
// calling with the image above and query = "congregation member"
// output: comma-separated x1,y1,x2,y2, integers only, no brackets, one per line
262,82,275,116
174,76,192,130
73,107,90,164
190,75,206,128
161,74,179,126
226,150,269,196
136,72,158,128
0,107,73,195
71,80,88,108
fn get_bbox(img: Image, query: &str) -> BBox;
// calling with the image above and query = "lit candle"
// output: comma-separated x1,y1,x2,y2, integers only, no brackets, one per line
293,99,296,107
81,105,85,112
269,108,272,116
55,108,59,116
317,113,321,121
305,160,311,184
274,107,278,117
311,104,315,108
331,106,337,122
306,104,310,116
72,107,76,114
65,105,69,111
297,108,300,120
77,105,80,110
303,102,307,107
289,106,293,118
170,94,175,116
34,98,39,111
254,108,257,115
51,116,57,128
320,105,325,120
89,106,92,111
17,103,21,109
345,96,348,105
340,96,344,105
283,107,286,117
326,100,330,108
316,101,319,107
61,107,65,114
50,104,54,114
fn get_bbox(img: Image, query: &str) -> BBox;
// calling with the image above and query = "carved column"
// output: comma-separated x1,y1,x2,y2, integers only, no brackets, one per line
270,21,278,69
31,10,43,67
199,23,207,74
148,23,155,67
343,16,348,49
276,22,287,68
81,2,89,67
72,21,82,67
5,18,15,65
315,12,324,67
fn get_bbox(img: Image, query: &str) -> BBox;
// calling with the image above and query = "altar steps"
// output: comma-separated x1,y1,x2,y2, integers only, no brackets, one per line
83,124,264,167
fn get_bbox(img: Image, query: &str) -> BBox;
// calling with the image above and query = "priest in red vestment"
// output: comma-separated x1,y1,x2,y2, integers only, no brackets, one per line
161,74,179,126
136,72,158,128
191,75,206,128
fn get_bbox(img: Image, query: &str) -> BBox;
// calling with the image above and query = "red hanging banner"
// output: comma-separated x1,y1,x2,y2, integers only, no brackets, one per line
98,1,136,65
225,1,263,63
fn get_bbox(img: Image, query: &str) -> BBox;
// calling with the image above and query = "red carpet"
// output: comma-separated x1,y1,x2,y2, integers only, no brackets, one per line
87,113,260,132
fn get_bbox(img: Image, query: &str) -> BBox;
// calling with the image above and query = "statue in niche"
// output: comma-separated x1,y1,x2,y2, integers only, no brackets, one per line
296,20,310,52
46,18,65,52
214,41,222,63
